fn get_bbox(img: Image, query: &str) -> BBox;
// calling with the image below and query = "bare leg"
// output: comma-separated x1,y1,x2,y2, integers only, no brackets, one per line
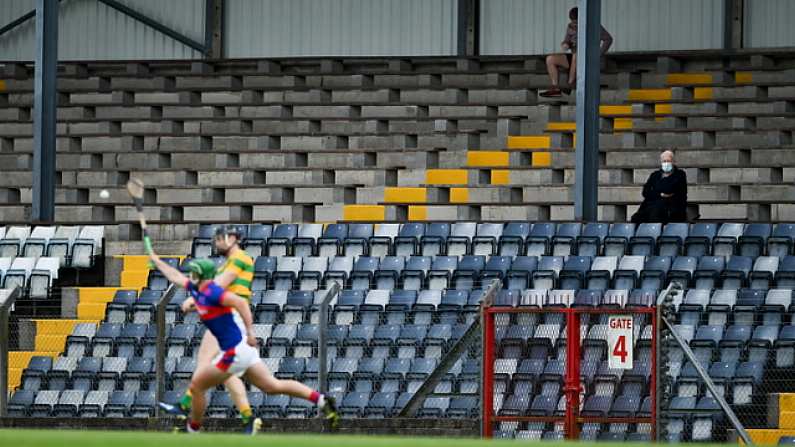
545,54,570,87
244,362,314,399
568,53,577,86
196,329,251,416
189,364,232,429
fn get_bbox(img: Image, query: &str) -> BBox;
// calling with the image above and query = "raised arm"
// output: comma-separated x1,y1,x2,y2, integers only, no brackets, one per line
149,252,189,287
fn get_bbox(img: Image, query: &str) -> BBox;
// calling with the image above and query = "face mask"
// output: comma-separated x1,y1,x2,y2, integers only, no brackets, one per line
661,162,673,173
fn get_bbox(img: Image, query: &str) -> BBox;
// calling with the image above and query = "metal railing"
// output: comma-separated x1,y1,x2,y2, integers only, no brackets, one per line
0,287,21,417
316,282,341,395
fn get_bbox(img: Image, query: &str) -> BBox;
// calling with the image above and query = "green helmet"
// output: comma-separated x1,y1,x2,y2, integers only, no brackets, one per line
187,259,217,282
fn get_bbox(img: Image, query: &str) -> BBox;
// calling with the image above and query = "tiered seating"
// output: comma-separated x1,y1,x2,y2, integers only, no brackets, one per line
6,220,793,442
1,53,794,228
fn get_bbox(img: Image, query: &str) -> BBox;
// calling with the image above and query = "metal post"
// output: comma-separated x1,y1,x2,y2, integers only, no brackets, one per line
457,0,479,56
155,285,177,413
651,304,659,441
317,282,340,395
400,280,500,418
662,316,754,446
0,288,21,417
32,0,58,224
564,309,581,440
480,282,497,438
574,0,601,222
205,0,224,59
724,0,744,50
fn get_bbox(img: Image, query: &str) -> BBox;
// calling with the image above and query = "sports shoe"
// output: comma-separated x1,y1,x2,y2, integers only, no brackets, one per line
320,395,340,431
185,420,200,434
159,401,188,419
243,417,262,436
540,87,562,98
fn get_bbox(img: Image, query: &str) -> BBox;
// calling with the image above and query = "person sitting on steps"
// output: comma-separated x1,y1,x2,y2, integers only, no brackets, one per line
540,6,613,98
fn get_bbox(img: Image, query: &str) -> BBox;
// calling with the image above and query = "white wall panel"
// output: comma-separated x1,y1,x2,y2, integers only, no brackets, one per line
0,0,205,61
480,0,725,55
745,0,795,48
225,0,457,57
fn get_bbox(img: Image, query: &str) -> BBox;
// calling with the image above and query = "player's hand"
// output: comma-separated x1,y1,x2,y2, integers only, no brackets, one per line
246,333,258,347
181,298,196,313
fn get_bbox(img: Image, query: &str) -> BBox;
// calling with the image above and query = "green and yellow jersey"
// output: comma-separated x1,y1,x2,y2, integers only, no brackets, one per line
219,249,254,300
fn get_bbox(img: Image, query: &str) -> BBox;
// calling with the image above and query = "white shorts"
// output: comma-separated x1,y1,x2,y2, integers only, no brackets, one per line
212,339,260,377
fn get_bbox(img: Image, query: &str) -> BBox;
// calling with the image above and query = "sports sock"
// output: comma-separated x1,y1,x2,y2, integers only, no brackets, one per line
188,420,201,432
309,391,326,408
179,390,193,412
240,406,253,425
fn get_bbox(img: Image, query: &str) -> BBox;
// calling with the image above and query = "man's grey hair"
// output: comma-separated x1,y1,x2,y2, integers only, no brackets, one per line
660,150,675,159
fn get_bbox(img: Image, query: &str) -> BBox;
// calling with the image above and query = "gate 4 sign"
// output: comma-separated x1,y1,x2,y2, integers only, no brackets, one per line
607,315,634,370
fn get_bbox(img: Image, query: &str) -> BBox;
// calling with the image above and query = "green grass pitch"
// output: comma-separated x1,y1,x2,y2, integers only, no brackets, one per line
0,428,733,446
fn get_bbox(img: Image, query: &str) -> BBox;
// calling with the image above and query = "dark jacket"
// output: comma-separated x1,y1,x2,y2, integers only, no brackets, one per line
634,167,688,223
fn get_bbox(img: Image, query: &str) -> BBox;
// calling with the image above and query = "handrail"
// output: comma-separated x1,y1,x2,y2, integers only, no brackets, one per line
0,287,22,417
155,284,177,414
317,282,341,395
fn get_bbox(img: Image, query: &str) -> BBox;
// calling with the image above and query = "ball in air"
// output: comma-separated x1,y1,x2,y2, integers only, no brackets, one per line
99,189,110,199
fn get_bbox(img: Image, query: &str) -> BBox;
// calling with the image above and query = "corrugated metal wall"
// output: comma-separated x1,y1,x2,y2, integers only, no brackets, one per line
744,0,795,48
480,0,725,55
0,0,205,60
224,0,457,57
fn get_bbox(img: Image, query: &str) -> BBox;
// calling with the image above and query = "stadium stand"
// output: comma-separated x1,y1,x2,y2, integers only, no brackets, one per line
2,50,795,442
2,221,794,443
0,52,794,229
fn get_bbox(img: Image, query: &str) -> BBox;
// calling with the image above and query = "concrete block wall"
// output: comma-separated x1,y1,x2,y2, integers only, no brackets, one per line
1,52,794,240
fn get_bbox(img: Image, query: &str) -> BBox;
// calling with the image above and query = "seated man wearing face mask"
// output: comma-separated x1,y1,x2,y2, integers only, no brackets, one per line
631,150,688,224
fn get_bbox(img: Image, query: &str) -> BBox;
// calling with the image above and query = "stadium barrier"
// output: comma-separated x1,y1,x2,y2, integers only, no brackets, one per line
480,288,658,440
317,282,342,395
1,287,22,416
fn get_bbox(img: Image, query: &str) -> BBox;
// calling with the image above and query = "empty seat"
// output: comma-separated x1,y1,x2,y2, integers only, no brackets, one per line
342,223,373,257
394,223,425,257
369,224,400,258
604,223,635,256
629,223,662,256
738,223,772,258
291,223,324,258
446,222,477,256
266,224,299,257
684,223,719,257
420,223,450,256
71,226,104,268
657,223,690,257
713,223,745,257
472,223,504,255
692,256,725,290
499,223,531,257
526,223,556,256
769,224,795,258
551,223,581,256
506,256,537,290
750,256,779,290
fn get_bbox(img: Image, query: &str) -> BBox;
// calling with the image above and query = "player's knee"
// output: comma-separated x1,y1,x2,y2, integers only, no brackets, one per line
189,380,207,396
260,378,282,394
